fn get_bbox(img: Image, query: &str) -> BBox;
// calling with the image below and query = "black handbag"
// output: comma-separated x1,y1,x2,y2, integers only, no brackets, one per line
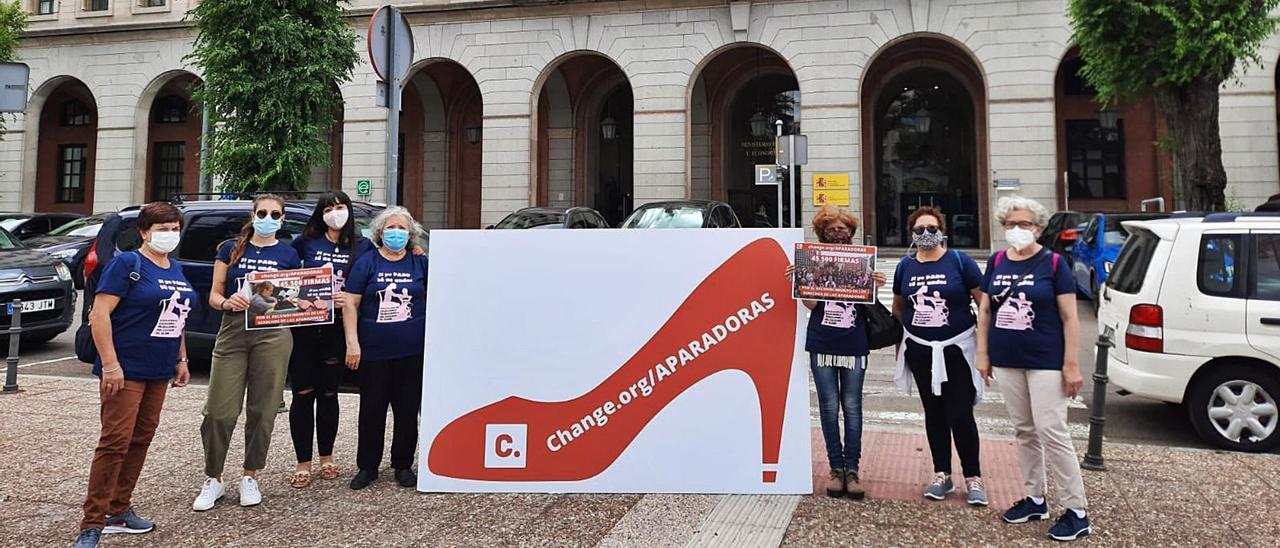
75,251,142,364
858,298,902,350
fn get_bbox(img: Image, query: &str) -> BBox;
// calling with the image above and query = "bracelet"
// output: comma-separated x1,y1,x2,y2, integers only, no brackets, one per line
177,357,189,363
102,365,122,374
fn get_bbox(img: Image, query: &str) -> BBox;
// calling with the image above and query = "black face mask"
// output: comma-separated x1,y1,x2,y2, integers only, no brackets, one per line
820,229,853,245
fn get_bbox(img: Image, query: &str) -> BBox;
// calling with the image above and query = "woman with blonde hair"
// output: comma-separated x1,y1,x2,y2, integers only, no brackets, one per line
193,194,301,512
786,205,885,499
978,196,1091,541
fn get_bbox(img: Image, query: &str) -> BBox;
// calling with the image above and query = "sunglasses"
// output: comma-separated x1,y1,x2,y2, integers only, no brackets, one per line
911,225,941,235
255,210,284,220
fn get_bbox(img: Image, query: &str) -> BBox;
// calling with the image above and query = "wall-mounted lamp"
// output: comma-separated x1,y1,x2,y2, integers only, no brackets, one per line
465,126,481,145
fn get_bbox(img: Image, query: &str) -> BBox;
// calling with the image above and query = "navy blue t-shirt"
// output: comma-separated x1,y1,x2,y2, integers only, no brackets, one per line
93,252,197,381
292,235,375,300
982,249,1074,370
215,239,302,298
804,300,869,357
894,250,982,340
345,251,429,361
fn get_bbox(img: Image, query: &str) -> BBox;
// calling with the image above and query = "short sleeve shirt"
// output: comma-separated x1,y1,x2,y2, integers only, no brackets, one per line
894,250,982,340
292,236,375,301
345,251,429,361
215,240,302,298
804,301,870,357
93,252,197,381
981,248,1074,370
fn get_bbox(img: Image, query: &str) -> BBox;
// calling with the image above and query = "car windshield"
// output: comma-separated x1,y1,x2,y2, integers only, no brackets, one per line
622,206,705,228
48,215,106,237
0,229,21,250
494,211,565,229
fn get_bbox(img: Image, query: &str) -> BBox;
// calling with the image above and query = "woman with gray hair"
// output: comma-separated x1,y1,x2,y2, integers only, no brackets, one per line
977,196,1090,542
341,206,429,490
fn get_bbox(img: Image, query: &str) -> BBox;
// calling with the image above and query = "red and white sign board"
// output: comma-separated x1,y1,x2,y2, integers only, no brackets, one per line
419,229,811,493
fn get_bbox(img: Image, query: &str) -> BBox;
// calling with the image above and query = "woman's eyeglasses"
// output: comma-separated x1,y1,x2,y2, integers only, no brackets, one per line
911,225,940,235
1001,221,1036,230
255,210,283,220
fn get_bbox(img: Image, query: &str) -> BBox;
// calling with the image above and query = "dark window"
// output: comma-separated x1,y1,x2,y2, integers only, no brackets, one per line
116,218,141,252
62,100,91,127
87,0,108,11
178,214,246,262
15,218,49,237
143,0,165,6
1066,119,1126,200
37,0,55,15
1061,58,1096,96
57,145,87,204
48,215,78,231
1107,227,1160,294
1252,234,1280,301
1199,235,1243,298
154,95,187,124
1083,215,1100,246
151,142,185,202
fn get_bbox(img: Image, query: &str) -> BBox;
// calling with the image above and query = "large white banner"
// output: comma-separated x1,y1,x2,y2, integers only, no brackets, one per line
418,229,810,493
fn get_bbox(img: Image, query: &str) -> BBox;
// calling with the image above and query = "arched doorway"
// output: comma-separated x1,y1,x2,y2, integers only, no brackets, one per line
145,74,202,202
690,45,800,228
35,78,98,214
533,53,633,226
862,36,987,248
1055,51,1166,212
401,61,483,228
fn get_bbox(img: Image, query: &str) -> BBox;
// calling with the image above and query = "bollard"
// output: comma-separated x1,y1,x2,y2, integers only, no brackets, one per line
3,299,22,393
1081,328,1114,471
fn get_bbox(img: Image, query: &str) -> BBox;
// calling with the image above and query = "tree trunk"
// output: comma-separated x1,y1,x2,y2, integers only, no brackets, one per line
1153,78,1228,211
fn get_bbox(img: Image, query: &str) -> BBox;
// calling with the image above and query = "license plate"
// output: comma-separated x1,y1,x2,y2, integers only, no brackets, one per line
5,298,55,315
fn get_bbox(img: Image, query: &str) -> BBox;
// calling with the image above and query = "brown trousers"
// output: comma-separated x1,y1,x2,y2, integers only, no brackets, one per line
80,380,168,530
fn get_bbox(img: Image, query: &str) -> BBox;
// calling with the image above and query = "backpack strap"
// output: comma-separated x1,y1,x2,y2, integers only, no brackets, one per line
128,251,142,283
993,249,1007,269
953,249,963,271
1051,252,1059,275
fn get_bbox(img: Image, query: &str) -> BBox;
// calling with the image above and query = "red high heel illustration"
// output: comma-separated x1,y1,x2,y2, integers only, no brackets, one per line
428,238,797,483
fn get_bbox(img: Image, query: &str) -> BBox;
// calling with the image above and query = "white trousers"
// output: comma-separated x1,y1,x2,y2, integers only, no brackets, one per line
997,367,1088,510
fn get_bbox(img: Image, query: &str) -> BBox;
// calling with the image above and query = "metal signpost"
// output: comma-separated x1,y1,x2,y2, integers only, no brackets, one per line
368,6,414,207
774,123,808,228
0,62,30,113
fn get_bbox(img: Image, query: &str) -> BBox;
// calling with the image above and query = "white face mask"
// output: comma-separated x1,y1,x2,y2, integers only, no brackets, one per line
323,208,349,230
1005,227,1037,252
147,231,181,254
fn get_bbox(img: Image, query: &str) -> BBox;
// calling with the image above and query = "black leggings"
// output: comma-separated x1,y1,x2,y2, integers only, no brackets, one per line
357,353,423,472
289,324,344,463
905,339,982,478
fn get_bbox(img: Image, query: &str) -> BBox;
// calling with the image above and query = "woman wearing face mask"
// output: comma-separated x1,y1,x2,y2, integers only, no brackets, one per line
284,191,375,489
73,203,194,548
342,206,429,490
194,194,302,512
889,207,987,506
785,205,886,499
977,196,1090,542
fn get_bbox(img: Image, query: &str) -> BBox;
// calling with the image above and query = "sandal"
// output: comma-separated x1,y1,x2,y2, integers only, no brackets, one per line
289,470,312,489
318,462,341,481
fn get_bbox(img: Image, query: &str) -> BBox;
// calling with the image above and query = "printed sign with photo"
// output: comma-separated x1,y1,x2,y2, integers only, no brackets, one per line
243,266,335,330
792,242,877,303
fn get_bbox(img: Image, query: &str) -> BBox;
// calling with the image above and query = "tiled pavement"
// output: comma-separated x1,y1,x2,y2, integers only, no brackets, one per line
3,376,1279,547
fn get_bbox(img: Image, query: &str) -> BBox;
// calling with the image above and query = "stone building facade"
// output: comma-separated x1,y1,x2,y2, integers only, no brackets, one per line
6,0,1280,248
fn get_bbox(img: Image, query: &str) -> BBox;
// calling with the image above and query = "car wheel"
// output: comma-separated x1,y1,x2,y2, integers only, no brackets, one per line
1187,365,1280,452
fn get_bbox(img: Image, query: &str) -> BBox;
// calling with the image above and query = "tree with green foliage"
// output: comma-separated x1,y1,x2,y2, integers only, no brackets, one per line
1069,0,1280,211
187,0,359,192
0,1,29,139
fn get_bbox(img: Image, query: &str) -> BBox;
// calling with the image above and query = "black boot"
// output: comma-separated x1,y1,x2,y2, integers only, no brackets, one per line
394,468,416,488
349,469,378,490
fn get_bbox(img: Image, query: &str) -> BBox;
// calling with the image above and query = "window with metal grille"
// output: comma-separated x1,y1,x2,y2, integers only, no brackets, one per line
37,0,55,15
154,95,187,124
86,0,109,11
58,145,88,204
63,100,90,127
143,0,165,6
1066,119,1126,200
151,142,185,202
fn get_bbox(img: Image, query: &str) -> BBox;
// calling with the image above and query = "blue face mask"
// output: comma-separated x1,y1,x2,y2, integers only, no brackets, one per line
382,228,410,252
253,217,282,237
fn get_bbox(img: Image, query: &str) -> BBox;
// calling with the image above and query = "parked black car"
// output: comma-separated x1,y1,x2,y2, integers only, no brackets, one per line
0,226,76,347
0,212,83,241
621,200,741,228
1040,210,1087,257
88,199,390,363
490,207,610,229
24,213,111,290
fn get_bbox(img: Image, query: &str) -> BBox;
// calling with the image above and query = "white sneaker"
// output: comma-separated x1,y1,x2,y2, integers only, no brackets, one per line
192,478,224,512
239,476,262,507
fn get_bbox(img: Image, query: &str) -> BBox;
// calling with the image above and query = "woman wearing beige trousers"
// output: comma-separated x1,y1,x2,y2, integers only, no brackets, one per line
977,196,1091,542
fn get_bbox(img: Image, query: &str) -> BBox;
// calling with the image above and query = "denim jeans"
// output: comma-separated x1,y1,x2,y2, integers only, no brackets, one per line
810,354,866,471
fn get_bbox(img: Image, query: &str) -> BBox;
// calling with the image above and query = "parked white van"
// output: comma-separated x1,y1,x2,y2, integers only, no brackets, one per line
1100,212,1280,452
